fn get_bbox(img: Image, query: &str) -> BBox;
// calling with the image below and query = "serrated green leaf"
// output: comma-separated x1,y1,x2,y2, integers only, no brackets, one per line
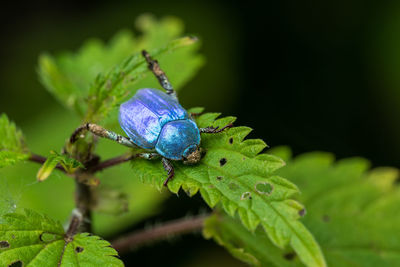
0,114,30,168
269,147,400,267
203,213,304,267
130,113,326,267
38,15,204,122
0,209,123,267
37,151,83,182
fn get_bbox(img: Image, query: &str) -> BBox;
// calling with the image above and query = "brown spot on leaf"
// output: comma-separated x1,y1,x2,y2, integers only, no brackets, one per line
216,176,223,181
0,241,10,248
322,215,330,222
75,246,84,253
219,158,227,166
298,208,306,217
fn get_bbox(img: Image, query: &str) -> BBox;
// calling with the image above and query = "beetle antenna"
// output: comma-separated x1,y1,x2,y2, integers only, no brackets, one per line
142,50,176,98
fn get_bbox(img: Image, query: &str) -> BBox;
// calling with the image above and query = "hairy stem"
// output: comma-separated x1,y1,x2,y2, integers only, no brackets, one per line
111,214,208,254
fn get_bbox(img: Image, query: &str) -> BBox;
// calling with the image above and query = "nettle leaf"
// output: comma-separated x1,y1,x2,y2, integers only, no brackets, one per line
0,209,123,267
204,213,304,267
38,15,204,121
37,151,83,182
0,114,30,168
130,112,326,267
269,148,400,267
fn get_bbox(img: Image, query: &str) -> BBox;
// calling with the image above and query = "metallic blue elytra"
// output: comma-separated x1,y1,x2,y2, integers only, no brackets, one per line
119,88,201,160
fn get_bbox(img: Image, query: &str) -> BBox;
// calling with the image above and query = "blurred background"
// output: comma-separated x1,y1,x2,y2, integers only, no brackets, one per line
1,0,400,266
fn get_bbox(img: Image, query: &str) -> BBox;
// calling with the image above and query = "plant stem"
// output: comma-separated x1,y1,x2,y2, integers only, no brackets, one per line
111,214,209,254
91,153,135,172
74,178,93,233
29,152,141,174
29,153,66,172
65,210,83,240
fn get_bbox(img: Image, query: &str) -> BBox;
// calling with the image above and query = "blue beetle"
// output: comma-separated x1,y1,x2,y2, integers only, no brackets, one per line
71,50,232,185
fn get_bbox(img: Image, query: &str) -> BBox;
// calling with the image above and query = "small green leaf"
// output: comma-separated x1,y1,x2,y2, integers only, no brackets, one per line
131,112,326,267
38,15,204,122
0,114,29,168
37,151,83,181
271,147,400,267
0,209,123,266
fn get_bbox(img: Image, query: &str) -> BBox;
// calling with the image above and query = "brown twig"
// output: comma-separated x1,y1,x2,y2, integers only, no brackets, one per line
111,214,209,254
29,153,66,172
90,153,136,173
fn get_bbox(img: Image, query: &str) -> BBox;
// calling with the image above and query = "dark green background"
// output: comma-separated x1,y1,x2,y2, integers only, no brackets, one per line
1,0,400,266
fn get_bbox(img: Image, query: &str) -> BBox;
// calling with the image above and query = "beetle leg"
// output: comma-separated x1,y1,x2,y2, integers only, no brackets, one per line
70,123,137,148
161,157,175,186
142,50,177,99
200,123,233,134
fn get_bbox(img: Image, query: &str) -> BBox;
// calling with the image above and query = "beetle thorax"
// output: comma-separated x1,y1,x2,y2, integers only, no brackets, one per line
155,120,201,161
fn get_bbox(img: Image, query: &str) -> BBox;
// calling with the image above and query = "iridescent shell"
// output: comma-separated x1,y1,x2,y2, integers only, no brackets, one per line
119,88,200,160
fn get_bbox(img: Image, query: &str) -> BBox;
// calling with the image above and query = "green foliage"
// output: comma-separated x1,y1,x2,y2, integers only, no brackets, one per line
38,15,204,122
130,111,326,267
36,151,83,182
0,114,30,168
0,209,123,267
84,36,198,122
204,213,304,267
205,147,400,267
273,148,400,267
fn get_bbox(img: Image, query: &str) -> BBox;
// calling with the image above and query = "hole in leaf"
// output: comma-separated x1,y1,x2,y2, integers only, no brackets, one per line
216,176,223,181
0,241,10,248
322,215,330,222
298,208,306,217
75,246,84,253
219,158,227,166
8,261,23,267
255,182,273,195
283,252,296,261
229,138,233,144
228,183,239,191
241,192,252,200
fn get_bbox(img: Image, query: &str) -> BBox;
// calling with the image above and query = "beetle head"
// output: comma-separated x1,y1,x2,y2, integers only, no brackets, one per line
183,146,202,165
